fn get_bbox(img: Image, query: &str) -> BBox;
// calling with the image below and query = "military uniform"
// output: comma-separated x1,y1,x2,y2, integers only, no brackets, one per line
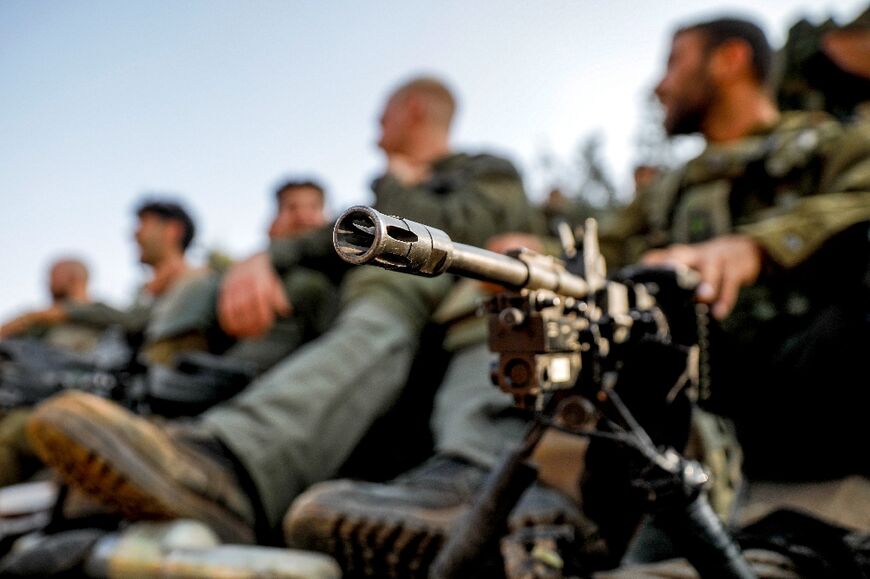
19,308,104,354
63,292,154,337
55,272,209,363
198,152,536,527
603,111,869,495
144,266,338,374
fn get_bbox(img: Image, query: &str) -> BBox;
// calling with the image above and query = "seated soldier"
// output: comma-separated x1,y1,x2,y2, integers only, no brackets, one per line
142,178,338,374
24,76,564,552
0,257,102,354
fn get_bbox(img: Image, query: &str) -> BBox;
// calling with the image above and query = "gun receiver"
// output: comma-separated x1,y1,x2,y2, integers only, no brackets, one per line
334,205,699,409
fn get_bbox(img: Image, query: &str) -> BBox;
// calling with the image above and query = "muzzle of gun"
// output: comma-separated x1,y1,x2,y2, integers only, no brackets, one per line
333,205,590,298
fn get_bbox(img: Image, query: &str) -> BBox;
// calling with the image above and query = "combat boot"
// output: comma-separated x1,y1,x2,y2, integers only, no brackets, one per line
284,454,604,578
26,391,256,543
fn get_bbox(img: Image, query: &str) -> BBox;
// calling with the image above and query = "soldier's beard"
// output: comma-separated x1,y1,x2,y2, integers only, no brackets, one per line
664,73,716,136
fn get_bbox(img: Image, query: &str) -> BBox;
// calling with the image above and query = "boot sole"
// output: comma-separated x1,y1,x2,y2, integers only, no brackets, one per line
27,393,254,543
287,481,450,578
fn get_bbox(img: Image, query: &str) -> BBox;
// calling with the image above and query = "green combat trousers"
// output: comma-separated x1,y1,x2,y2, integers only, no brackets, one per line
431,341,526,470
199,267,454,527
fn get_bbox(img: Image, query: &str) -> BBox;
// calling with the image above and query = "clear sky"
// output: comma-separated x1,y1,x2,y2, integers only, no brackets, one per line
0,0,864,320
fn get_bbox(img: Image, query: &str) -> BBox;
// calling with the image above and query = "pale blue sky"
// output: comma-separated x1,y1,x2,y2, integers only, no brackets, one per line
1,0,864,320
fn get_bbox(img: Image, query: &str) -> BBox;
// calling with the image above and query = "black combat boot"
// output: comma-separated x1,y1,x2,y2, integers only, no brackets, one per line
284,454,605,578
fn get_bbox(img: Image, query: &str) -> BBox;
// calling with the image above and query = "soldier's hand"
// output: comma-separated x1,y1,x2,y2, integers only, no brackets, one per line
486,232,545,255
642,234,763,320
0,313,34,338
218,252,292,338
478,233,546,294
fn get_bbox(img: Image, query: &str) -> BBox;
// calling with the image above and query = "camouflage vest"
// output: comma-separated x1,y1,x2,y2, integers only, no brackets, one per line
643,111,843,248
641,112,853,330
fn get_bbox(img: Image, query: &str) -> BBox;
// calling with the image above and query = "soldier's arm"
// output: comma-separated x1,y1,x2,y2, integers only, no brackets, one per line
645,124,870,319
0,306,66,338
64,301,153,334
267,224,351,280
738,125,870,268
737,192,870,267
225,227,348,339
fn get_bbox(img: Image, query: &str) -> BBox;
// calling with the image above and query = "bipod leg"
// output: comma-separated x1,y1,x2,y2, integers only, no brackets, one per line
429,421,546,579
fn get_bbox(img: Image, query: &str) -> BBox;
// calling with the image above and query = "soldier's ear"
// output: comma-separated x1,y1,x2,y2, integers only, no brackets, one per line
165,220,185,250
404,93,428,124
709,39,754,83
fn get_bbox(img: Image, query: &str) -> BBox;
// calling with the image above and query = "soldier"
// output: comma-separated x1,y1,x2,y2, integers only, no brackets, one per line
775,6,870,122
595,15,869,575
26,76,544,546
142,179,338,373
284,15,869,578
0,258,102,354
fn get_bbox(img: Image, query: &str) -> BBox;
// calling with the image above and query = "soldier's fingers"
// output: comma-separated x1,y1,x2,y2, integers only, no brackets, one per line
227,296,266,338
221,281,263,337
714,267,741,320
640,249,670,265
642,244,694,267
695,253,725,306
270,282,292,317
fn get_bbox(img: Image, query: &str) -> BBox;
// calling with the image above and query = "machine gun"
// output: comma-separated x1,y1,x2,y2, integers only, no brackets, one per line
333,206,756,579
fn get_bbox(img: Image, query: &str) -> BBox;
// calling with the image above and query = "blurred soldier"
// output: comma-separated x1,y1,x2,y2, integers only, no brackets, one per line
48,259,90,305
632,164,661,192
590,14,869,575
776,6,870,122
0,258,102,354
143,178,338,373
268,179,329,238
27,76,543,548
1,199,201,354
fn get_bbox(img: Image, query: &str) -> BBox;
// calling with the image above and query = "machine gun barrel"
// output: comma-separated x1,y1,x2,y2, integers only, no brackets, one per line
333,206,590,298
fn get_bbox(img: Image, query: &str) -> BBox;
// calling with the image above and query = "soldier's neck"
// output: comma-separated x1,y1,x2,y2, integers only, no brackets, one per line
406,130,451,166
703,86,779,144
67,287,90,304
147,254,190,297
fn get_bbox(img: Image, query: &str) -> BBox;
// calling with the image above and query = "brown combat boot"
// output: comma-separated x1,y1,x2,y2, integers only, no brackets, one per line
26,391,256,543
284,454,604,578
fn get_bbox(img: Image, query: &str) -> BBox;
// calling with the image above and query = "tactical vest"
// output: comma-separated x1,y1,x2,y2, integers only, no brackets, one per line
643,111,843,249
641,112,855,330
